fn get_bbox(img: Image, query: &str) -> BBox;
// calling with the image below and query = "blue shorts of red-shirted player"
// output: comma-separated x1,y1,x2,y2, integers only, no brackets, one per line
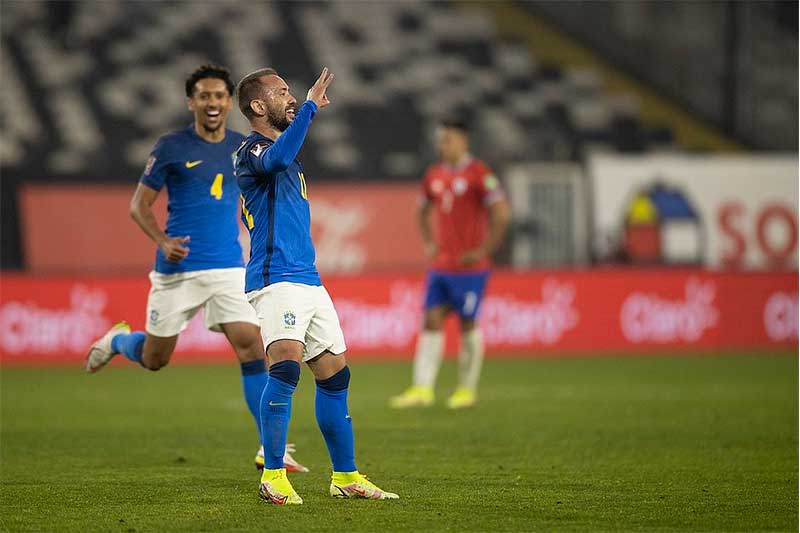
423,270,490,321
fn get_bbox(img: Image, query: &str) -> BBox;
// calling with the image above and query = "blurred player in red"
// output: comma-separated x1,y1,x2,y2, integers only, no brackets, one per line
390,118,510,409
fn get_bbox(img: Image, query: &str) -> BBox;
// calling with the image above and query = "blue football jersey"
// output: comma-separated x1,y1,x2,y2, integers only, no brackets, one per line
140,125,245,274
234,100,321,292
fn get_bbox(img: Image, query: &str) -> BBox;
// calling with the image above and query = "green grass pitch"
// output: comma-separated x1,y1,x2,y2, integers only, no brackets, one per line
1,354,797,532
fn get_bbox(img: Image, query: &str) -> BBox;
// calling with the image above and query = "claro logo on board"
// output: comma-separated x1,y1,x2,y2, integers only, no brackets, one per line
763,291,798,342
0,285,109,354
619,278,719,343
480,279,579,345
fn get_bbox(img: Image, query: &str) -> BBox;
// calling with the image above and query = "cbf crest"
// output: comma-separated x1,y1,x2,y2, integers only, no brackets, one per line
283,310,296,328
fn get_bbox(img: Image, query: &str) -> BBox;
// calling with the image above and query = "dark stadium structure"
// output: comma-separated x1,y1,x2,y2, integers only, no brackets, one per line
1,0,797,268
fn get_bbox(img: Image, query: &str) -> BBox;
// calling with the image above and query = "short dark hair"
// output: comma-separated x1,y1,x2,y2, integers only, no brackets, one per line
236,68,279,120
185,64,235,97
439,116,470,134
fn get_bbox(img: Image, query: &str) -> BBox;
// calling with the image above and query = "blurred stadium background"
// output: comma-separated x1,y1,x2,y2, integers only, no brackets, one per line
0,1,797,531
1,0,796,360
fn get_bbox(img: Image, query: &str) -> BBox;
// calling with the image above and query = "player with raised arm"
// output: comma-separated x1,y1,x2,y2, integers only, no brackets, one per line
234,67,398,505
390,118,510,410
85,64,307,473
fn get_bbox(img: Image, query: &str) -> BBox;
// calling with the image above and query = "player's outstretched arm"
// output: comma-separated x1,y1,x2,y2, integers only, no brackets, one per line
129,183,190,262
259,68,334,175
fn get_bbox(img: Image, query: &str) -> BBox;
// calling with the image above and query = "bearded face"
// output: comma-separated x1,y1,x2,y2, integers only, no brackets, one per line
266,98,297,132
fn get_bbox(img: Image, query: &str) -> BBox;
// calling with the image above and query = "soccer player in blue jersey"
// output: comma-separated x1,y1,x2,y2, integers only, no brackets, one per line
234,67,398,505
85,64,306,473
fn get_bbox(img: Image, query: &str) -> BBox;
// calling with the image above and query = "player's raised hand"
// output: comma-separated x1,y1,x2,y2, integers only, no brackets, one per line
160,235,190,262
307,67,334,109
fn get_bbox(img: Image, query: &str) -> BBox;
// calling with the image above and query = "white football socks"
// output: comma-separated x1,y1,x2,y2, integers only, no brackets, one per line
412,330,444,389
458,328,484,391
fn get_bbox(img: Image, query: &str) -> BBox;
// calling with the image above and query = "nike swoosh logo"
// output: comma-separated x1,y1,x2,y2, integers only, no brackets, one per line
269,401,288,406
185,160,203,168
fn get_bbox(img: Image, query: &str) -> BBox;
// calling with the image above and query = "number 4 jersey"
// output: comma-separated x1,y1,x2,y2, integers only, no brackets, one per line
140,125,245,274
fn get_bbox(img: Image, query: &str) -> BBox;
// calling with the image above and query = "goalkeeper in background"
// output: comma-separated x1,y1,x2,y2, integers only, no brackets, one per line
390,117,510,409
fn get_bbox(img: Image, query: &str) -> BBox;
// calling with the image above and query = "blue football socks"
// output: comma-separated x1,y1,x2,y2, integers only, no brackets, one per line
240,359,269,437
260,360,300,469
315,366,357,473
111,331,145,365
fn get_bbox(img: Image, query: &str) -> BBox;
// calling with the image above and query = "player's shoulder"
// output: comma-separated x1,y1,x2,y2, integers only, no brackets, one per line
467,157,493,177
423,163,443,180
241,131,272,150
235,133,273,184
151,127,193,155
225,129,246,146
239,132,273,160
227,128,246,141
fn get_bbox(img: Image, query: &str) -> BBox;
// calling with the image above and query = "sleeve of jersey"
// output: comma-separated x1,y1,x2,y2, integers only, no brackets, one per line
478,167,505,206
418,169,433,207
252,100,318,176
139,137,173,191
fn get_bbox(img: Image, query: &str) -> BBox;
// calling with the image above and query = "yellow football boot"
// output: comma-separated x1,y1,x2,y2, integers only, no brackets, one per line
388,385,434,408
330,471,399,500
446,387,476,409
259,468,303,505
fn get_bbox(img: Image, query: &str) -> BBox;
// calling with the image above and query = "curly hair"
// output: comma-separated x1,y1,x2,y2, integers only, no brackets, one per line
185,64,235,97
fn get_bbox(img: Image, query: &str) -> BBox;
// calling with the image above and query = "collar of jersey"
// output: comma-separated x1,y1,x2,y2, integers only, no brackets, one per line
186,123,232,145
249,130,275,145
441,153,474,172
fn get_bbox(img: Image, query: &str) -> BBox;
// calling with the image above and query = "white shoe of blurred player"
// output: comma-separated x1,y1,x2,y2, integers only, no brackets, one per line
254,443,309,473
85,321,131,373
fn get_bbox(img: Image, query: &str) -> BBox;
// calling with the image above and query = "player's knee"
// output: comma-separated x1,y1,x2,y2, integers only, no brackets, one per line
268,359,301,387
460,319,477,332
236,350,263,363
234,339,264,362
141,356,168,371
267,340,303,362
424,318,443,330
424,312,445,330
316,365,350,391
141,349,172,371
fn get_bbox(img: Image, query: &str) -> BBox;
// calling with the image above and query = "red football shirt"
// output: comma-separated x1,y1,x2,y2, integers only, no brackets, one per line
420,156,504,272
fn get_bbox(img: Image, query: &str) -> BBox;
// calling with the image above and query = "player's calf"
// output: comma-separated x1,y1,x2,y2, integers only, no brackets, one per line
139,334,178,371
259,351,302,471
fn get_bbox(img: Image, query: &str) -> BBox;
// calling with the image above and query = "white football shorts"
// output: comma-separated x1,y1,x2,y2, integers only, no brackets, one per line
246,281,347,362
146,267,259,337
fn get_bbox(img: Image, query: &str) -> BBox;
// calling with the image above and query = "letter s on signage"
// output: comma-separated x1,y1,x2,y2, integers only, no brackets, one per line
718,202,746,268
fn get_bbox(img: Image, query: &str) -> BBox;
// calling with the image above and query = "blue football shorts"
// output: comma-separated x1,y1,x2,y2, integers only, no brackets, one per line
423,270,490,321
